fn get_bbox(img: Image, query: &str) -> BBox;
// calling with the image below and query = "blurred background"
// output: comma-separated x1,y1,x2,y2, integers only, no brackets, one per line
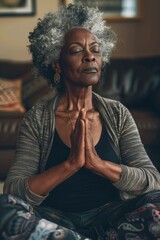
0,0,160,60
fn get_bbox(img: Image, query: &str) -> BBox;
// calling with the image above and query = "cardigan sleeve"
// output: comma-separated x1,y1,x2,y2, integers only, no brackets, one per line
113,103,160,199
4,104,49,206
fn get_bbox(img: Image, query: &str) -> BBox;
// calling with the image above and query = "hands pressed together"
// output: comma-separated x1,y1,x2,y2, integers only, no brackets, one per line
68,108,104,173
67,108,122,183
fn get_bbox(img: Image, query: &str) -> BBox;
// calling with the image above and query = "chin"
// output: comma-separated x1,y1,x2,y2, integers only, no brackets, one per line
82,75,100,86
88,78,100,86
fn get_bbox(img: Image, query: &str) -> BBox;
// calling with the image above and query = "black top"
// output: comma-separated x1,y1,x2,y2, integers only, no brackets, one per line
43,124,120,212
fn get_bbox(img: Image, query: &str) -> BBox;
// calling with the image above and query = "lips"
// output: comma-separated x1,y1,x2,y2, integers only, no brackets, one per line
82,67,98,73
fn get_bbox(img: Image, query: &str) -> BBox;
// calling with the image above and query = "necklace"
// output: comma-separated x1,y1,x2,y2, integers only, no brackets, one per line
67,110,95,131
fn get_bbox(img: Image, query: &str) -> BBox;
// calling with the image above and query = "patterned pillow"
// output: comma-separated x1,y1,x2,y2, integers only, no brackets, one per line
0,78,25,112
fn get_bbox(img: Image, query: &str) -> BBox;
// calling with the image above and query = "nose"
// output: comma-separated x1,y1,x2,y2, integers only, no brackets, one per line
83,51,95,62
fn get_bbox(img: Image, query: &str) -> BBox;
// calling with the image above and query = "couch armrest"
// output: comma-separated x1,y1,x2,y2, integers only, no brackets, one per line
0,111,24,147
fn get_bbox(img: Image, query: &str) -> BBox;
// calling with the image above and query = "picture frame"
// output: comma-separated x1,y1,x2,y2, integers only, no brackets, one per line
0,0,36,16
62,0,143,21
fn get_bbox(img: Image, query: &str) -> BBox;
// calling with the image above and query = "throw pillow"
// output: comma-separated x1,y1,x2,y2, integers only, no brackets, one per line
0,78,25,112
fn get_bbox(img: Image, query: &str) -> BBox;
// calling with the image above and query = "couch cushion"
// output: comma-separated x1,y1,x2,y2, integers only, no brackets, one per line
0,78,25,112
0,150,16,180
0,111,24,147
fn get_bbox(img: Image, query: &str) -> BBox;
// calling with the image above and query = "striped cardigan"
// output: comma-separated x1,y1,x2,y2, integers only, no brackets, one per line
4,92,160,206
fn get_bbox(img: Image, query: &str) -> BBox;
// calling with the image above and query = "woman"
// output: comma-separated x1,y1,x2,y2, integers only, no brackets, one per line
1,4,160,240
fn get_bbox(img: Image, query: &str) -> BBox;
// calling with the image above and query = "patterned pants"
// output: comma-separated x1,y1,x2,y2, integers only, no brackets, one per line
1,191,160,239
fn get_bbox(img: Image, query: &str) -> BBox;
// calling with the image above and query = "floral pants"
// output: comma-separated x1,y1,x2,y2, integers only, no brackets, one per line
1,191,160,239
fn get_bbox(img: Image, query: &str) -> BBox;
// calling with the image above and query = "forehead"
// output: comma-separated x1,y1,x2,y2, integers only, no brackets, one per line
64,28,97,45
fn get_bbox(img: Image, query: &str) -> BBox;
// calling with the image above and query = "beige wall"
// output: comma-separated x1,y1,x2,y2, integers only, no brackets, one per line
0,0,160,61
0,0,59,61
111,0,160,58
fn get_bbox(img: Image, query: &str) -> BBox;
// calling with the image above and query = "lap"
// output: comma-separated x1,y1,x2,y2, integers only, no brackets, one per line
0,194,87,240
97,190,160,239
1,190,160,239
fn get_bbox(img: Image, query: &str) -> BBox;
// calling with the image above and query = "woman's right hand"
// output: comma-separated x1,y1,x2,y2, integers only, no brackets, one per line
67,109,86,170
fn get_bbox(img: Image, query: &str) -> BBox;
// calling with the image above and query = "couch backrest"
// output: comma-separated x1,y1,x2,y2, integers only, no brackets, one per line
0,60,32,79
93,56,160,112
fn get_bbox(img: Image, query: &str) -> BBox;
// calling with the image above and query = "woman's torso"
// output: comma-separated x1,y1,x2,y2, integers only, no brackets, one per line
42,120,121,212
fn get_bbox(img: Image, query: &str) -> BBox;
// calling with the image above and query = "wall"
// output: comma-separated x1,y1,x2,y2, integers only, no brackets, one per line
0,0,59,61
0,0,160,61
111,0,160,58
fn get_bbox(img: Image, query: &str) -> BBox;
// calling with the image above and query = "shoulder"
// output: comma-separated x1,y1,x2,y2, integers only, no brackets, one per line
93,92,135,134
22,94,59,128
26,94,58,116
93,92,129,116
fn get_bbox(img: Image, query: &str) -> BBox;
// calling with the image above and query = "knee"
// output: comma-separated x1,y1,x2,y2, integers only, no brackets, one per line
139,190,160,205
0,193,33,212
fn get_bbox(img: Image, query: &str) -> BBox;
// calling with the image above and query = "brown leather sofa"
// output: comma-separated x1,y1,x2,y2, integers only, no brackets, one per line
0,56,160,179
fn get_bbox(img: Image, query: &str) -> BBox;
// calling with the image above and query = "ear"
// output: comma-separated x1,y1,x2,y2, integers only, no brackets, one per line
51,63,61,73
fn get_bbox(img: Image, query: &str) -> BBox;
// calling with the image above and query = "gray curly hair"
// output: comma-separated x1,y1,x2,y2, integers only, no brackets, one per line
28,4,117,88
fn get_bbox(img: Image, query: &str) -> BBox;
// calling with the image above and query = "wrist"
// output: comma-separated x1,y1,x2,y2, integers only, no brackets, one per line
65,156,83,173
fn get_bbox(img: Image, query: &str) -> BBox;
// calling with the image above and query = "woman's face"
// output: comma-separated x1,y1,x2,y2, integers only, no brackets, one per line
59,28,102,88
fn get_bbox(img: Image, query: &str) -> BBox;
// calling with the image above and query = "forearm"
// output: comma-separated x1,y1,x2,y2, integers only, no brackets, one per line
89,157,122,183
90,157,160,197
114,164,160,194
28,159,79,196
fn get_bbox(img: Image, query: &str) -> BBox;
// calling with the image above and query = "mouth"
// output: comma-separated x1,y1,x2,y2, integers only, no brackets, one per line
82,67,98,73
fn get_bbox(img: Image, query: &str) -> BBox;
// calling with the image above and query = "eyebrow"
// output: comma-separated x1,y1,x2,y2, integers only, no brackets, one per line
89,41,99,46
68,41,99,47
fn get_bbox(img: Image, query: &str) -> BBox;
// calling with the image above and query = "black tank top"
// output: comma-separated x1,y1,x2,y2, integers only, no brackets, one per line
42,124,120,212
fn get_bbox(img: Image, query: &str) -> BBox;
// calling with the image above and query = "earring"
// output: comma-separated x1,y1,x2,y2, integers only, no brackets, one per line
54,70,61,85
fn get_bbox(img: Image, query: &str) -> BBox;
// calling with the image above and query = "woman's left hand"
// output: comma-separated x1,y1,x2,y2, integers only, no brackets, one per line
84,119,103,172
84,118,122,182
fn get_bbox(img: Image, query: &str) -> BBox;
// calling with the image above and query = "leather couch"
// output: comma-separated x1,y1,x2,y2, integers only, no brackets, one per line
0,56,160,179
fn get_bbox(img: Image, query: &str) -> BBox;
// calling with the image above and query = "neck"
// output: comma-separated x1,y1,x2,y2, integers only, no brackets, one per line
64,86,94,111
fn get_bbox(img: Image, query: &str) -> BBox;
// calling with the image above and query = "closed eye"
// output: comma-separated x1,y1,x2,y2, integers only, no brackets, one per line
90,46,100,53
92,49,100,53
70,47,83,54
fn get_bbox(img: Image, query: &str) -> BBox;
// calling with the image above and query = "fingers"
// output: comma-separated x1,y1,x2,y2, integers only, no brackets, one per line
75,108,86,128
79,119,85,148
70,109,86,146
85,119,91,149
75,112,85,147
79,108,86,120
69,111,86,169
73,108,86,125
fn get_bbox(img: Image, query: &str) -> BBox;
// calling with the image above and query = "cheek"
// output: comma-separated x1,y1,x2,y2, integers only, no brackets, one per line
61,63,79,81
61,58,80,75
